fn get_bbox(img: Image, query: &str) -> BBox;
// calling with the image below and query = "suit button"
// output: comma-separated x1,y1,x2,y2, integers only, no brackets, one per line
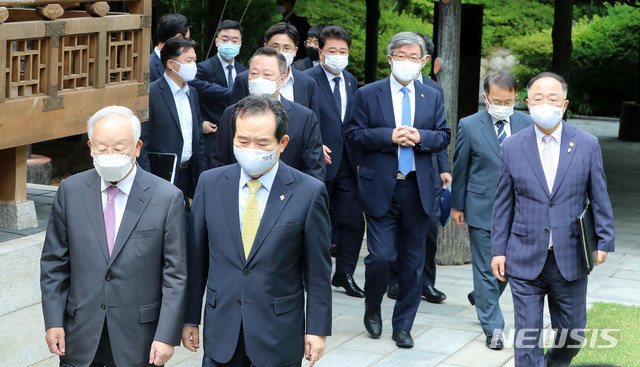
242,269,250,276
545,228,550,233
105,275,111,281
101,304,106,309
549,203,555,208
237,300,242,306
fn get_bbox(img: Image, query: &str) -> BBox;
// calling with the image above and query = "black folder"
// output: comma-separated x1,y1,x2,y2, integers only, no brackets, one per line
148,152,177,184
578,197,597,273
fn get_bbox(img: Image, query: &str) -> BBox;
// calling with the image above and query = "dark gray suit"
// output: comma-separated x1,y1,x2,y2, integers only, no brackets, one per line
451,109,532,338
40,167,187,366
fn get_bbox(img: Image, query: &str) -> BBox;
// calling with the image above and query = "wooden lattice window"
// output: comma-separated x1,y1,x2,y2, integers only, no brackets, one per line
58,34,98,90
106,30,141,83
5,39,48,99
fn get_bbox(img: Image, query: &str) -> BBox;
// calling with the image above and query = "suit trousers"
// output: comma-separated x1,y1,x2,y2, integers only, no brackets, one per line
509,250,588,367
388,194,440,288
364,175,429,331
89,319,116,367
325,151,365,276
468,226,507,337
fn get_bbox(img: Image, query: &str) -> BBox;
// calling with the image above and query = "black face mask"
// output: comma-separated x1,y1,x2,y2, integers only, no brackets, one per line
306,46,320,61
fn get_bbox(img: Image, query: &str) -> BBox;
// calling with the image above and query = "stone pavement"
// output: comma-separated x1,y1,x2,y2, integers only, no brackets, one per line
166,119,640,367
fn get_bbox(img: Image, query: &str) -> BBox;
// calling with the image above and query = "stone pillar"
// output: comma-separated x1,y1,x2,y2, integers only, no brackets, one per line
0,146,38,230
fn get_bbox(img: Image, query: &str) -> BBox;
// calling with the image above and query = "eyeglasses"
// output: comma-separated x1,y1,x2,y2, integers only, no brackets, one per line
304,39,319,48
267,44,295,53
390,54,424,63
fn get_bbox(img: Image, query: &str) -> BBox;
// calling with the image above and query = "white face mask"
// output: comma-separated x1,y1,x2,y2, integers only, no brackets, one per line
248,76,281,96
93,148,135,183
322,54,349,74
233,144,279,177
171,60,197,82
529,103,564,129
391,59,423,82
485,96,515,121
280,51,295,68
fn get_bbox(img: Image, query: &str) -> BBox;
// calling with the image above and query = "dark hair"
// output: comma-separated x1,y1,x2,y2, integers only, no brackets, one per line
307,24,326,39
318,26,351,49
527,72,569,97
232,94,288,141
264,22,299,47
216,19,243,38
415,32,434,56
249,47,287,76
484,71,518,93
161,37,196,68
156,14,189,43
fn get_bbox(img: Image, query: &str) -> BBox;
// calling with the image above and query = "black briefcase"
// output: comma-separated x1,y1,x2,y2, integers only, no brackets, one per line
578,197,597,273
148,152,177,184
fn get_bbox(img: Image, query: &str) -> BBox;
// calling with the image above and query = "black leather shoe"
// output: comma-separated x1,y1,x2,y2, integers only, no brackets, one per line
332,273,365,298
364,311,382,338
422,285,446,303
468,292,475,306
486,334,504,350
329,244,337,258
386,284,399,300
392,329,414,348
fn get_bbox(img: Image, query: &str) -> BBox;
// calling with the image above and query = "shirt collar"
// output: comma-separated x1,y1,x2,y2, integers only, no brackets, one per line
101,164,137,196
416,74,423,83
490,114,511,125
163,72,189,96
217,53,232,68
239,161,279,193
283,68,295,86
534,121,563,144
322,66,343,84
389,75,415,95
154,47,161,59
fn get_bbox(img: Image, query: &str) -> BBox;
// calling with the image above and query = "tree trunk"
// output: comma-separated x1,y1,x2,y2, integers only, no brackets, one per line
364,0,380,84
435,0,471,265
551,0,573,80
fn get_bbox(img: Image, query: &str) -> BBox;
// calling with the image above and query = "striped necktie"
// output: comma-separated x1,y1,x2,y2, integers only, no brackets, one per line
496,120,507,145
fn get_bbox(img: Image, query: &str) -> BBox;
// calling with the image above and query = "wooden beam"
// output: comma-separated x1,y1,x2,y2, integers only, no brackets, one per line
0,0,124,5
0,146,27,203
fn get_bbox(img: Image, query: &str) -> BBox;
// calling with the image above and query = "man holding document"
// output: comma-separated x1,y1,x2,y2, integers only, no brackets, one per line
491,72,615,367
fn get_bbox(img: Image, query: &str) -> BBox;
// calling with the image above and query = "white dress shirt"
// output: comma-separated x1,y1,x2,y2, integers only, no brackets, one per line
100,165,137,238
154,47,161,59
238,161,279,228
390,76,416,171
279,68,295,103
490,114,512,139
322,66,347,121
163,73,193,162
535,123,563,249
217,53,236,84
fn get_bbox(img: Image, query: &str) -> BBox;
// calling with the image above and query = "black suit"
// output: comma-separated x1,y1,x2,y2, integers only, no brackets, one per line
140,76,207,199
149,50,163,83
293,57,313,71
284,13,310,60
210,97,325,181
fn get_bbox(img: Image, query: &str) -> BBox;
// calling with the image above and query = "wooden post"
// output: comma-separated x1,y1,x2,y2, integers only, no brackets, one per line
434,0,471,265
551,0,573,80
364,0,380,84
0,146,28,203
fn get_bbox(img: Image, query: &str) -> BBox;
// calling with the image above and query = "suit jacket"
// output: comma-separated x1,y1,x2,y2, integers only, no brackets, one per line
230,68,320,120
492,122,615,281
304,64,360,181
210,97,325,181
185,163,332,365
344,77,451,217
150,51,164,83
293,57,313,71
451,109,532,230
40,167,187,367
140,76,207,190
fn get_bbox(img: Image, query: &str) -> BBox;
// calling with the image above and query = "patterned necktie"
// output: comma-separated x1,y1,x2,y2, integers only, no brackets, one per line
241,179,263,260
398,86,413,176
227,64,234,89
542,135,556,192
104,185,120,257
496,120,507,145
333,76,342,120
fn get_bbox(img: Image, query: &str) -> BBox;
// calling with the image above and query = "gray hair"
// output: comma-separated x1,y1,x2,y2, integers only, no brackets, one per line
387,32,427,58
248,47,287,77
87,106,141,142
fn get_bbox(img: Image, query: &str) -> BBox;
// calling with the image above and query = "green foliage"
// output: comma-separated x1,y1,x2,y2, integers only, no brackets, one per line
504,28,553,96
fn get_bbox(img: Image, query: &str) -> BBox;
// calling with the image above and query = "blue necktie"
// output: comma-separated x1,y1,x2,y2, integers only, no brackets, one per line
227,64,234,89
496,120,507,145
398,87,413,175
333,76,342,120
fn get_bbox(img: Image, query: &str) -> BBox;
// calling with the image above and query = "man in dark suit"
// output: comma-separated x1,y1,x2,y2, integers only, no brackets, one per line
293,24,325,71
41,106,186,366
492,72,614,366
344,32,451,348
182,94,332,367
451,71,532,349
189,20,247,169
276,0,310,61
140,37,207,204
304,25,365,298
150,14,190,83
230,23,320,120
211,47,324,181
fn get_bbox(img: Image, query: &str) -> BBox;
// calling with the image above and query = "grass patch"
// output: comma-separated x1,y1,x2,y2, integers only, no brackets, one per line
572,302,640,366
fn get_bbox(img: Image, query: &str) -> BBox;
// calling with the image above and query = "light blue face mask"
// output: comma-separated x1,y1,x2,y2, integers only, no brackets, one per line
218,42,241,61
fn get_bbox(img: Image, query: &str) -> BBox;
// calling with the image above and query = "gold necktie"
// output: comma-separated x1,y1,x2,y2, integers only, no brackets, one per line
242,179,263,259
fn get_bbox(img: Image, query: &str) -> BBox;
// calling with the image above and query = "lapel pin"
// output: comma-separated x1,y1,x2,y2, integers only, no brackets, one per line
348,82,351,87
421,93,425,98
568,148,572,153
280,195,285,201
569,142,574,147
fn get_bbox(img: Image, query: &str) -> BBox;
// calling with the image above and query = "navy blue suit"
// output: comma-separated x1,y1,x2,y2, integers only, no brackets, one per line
185,163,332,366
149,51,164,83
230,68,320,121
140,76,206,199
344,77,450,331
189,56,247,169
210,97,325,181
492,122,614,366
293,57,313,71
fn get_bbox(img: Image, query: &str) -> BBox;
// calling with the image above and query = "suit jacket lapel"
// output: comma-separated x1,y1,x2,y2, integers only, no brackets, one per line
159,78,182,133
510,112,528,135
222,166,245,262
82,172,110,264
315,67,341,117
345,73,355,113
479,110,502,158
550,122,577,198
108,169,151,267
377,78,396,128
245,165,294,265
521,126,551,198
413,81,427,129
212,57,228,87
